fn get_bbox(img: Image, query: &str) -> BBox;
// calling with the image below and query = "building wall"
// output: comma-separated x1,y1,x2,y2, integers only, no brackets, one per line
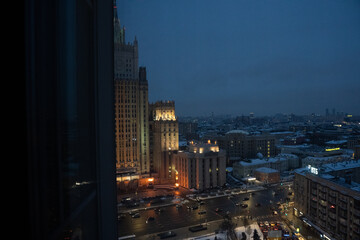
138,68,150,173
115,80,140,172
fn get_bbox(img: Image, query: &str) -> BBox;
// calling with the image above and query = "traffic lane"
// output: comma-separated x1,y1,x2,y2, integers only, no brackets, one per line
118,201,222,236
118,187,291,237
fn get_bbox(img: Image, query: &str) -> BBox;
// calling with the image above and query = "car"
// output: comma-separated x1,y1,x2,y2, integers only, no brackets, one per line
146,216,155,223
189,225,207,232
273,211,278,215
132,213,140,218
157,231,176,239
255,203,261,207
199,201,205,205
288,192,293,195
155,208,164,214
191,205,198,210
241,204,248,208
243,197,249,201
175,204,182,208
235,202,241,206
215,208,223,212
198,210,206,215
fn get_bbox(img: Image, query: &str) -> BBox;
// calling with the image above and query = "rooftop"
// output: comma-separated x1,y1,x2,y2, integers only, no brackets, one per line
255,167,279,173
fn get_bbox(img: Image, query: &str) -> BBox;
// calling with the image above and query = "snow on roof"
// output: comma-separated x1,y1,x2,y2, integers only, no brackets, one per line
239,159,267,166
270,131,293,135
326,140,347,145
323,160,360,172
226,129,249,135
255,167,279,173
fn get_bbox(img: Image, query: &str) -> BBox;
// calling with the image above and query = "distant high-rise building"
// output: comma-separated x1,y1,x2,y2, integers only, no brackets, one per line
149,101,179,182
114,9,150,175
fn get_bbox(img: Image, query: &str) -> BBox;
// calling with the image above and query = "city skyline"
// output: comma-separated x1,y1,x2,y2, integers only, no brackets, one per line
117,0,360,117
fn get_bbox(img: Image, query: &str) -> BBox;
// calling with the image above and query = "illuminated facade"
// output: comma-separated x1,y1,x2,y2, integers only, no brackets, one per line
149,101,179,181
114,13,149,175
174,141,226,191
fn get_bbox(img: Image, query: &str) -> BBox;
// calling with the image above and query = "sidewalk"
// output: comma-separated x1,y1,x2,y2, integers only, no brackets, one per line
187,185,266,201
280,204,320,240
135,218,223,240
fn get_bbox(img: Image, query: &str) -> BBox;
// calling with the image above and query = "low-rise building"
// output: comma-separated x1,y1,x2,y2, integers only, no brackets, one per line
173,141,226,191
232,153,298,179
254,167,280,183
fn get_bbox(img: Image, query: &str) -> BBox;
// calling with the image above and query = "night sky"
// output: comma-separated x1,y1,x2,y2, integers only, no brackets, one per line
117,0,360,117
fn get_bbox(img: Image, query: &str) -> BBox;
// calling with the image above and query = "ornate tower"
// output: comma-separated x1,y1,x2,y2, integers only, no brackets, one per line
114,0,149,175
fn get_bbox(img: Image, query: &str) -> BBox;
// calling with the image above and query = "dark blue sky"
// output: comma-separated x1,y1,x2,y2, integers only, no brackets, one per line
117,0,360,117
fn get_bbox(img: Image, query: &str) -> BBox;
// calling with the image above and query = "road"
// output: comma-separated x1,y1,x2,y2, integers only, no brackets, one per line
117,184,294,238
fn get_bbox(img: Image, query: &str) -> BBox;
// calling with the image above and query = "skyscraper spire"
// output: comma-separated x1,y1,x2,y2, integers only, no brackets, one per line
113,0,125,45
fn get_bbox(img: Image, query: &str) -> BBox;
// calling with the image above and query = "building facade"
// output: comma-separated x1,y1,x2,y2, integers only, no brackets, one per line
114,13,150,175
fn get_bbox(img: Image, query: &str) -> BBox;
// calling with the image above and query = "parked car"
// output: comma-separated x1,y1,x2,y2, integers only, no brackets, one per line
146,216,155,223
215,208,223,212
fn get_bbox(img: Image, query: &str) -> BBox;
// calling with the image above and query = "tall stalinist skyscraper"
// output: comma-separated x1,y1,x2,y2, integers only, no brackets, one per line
114,1,150,176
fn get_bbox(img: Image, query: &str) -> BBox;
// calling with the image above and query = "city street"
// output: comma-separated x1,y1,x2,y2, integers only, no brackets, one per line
117,184,294,238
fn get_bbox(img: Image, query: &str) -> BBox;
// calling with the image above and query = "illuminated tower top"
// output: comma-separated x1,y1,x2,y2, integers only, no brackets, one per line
150,101,177,121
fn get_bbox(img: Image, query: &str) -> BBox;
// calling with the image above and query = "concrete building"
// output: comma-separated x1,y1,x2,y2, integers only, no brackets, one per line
149,101,179,182
293,161,360,240
217,130,276,163
114,15,150,175
173,141,226,191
